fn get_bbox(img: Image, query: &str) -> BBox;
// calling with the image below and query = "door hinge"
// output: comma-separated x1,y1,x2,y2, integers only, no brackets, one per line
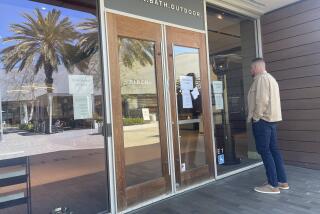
106,123,112,137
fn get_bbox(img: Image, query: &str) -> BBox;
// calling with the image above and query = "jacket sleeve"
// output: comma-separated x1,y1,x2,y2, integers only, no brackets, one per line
253,76,270,121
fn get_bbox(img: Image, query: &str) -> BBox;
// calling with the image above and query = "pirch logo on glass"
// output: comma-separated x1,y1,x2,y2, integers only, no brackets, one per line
143,0,202,17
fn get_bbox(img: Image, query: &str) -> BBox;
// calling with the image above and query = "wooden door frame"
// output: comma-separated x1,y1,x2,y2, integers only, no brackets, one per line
107,13,170,209
166,26,215,187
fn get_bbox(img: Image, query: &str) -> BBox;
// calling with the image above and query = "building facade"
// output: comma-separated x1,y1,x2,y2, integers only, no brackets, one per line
261,0,320,170
0,0,313,214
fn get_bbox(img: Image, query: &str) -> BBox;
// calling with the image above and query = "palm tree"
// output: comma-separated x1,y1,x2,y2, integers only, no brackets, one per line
77,18,154,69
119,38,154,68
0,8,78,93
78,18,99,57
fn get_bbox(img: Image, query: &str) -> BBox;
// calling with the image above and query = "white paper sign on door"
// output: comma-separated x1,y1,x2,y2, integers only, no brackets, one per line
182,90,193,109
191,87,200,100
214,94,224,110
181,163,186,172
212,81,223,94
180,76,193,91
73,95,93,120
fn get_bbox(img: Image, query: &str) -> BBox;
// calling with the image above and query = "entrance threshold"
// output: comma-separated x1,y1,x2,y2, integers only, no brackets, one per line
216,162,263,180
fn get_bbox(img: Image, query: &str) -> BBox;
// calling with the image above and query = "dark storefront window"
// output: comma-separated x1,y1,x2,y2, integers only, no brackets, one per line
207,6,261,175
0,0,109,213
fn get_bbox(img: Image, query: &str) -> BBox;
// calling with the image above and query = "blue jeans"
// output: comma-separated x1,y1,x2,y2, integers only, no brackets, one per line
252,120,288,187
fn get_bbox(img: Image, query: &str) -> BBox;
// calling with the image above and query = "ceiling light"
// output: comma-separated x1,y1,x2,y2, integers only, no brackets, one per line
217,14,223,20
41,7,46,10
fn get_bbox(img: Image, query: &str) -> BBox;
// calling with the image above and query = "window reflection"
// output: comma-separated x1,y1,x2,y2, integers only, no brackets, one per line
119,37,164,186
173,46,207,173
179,123,206,170
207,7,260,175
174,46,202,121
0,1,108,213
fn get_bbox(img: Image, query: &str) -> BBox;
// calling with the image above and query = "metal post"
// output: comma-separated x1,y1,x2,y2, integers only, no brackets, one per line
26,157,32,214
0,91,3,142
222,62,240,165
48,94,53,134
97,0,117,213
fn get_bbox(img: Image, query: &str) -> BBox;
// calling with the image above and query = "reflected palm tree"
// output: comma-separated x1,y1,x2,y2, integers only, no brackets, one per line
77,18,154,69
119,38,154,68
0,8,78,93
78,18,99,57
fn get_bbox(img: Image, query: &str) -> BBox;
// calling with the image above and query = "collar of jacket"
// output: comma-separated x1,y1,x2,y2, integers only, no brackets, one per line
254,70,267,80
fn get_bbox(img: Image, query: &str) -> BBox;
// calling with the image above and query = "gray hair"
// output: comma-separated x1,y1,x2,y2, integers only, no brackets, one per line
251,58,266,72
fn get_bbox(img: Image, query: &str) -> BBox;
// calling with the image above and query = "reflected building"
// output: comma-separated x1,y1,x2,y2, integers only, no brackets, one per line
0,0,310,214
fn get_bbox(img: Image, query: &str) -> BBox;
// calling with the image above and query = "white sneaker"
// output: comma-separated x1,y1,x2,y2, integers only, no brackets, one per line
254,184,280,194
278,182,290,190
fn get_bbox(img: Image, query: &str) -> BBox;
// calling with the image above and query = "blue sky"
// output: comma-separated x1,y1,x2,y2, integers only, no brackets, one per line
0,0,95,51
174,46,199,56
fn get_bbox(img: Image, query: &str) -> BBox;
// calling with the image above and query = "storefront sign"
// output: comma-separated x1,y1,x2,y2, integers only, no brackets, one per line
105,0,205,30
123,79,152,86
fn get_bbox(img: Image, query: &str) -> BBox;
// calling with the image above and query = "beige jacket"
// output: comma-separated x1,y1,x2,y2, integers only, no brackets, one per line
247,71,282,123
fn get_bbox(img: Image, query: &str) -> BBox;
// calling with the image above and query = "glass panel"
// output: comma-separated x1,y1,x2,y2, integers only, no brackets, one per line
0,1,109,213
119,37,163,187
174,46,202,120
173,46,207,172
207,6,260,175
179,122,206,171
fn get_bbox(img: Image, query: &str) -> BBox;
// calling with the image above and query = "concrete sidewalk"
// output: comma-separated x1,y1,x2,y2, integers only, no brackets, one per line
132,165,320,214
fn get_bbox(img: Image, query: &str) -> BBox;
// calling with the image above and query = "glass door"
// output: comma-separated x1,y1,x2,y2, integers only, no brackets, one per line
0,1,109,213
107,14,171,210
166,27,215,189
206,6,260,175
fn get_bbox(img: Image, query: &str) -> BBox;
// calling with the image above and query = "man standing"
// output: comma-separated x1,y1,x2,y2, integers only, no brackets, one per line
248,58,289,194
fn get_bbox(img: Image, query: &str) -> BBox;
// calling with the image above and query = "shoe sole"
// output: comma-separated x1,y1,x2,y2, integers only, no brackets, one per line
279,187,290,190
254,188,280,194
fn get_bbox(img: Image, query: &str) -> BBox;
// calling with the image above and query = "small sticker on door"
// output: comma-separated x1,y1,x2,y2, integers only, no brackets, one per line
181,163,186,172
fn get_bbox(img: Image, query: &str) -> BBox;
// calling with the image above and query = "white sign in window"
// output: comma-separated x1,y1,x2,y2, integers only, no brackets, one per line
212,81,223,94
69,75,94,95
214,94,224,110
182,90,193,109
180,76,194,91
73,95,93,120
191,87,200,100
142,108,150,121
